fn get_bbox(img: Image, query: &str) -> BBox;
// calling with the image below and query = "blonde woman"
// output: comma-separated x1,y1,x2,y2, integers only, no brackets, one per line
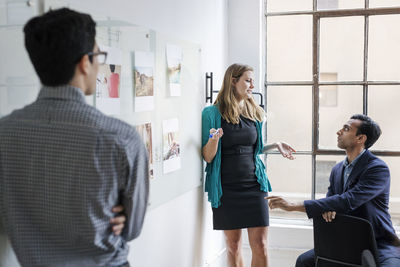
202,64,295,267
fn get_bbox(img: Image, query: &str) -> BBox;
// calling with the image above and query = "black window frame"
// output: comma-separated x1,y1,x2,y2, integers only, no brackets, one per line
265,0,400,200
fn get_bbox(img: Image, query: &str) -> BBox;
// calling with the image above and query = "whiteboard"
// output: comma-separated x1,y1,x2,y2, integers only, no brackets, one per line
0,16,203,210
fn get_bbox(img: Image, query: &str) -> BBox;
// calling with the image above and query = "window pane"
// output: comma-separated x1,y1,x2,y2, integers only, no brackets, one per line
319,85,363,149
315,155,344,198
370,0,400,8
320,17,364,81
368,15,400,81
368,86,400,151
267,154,311,219
318,0,364,10
381,157,400,226
267,86,312,151
267,15,312,81
266,0,312,13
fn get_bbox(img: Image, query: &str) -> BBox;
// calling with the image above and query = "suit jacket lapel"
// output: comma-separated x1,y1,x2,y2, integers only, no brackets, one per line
333,162,345,194
343,150,370,191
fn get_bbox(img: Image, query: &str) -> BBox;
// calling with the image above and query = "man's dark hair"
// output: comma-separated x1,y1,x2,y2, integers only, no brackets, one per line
110,64,115,73
23,8,96,86
351,114,381,149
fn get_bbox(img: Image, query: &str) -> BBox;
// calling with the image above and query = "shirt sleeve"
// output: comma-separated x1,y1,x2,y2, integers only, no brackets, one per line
120,134,150,241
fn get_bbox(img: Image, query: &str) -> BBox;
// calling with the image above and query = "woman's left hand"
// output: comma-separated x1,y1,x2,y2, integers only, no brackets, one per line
276,142,296,160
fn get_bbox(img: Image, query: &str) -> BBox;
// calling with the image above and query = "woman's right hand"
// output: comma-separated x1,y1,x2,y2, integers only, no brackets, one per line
202,128,223,163
209,128,224,141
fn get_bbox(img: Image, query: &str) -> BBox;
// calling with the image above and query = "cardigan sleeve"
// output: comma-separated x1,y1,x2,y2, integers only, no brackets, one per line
201,107,213,148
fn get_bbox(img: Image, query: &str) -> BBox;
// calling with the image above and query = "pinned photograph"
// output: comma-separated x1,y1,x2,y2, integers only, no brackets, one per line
133,51,154,112
97,64,121,98
162,118,181,174
166,44,182,96
95,44,122,115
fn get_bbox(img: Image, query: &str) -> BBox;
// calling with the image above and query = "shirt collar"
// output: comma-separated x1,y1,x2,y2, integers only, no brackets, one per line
37,85,87,103
344,149,366,168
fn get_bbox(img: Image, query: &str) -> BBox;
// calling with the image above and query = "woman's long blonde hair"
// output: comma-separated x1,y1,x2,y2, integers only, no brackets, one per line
214,63,265,124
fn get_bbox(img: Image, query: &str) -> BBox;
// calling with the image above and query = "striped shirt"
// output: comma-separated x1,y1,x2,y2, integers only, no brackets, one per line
0,85,149,267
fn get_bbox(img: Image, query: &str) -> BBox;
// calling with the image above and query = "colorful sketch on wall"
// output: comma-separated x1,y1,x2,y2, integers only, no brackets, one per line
166,44,182,97
162,118,181,174
135,122,154,179
133,51,154,112
95,44,122,115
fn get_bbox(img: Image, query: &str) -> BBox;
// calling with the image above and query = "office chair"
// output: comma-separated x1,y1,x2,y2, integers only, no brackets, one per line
362,250,377,267
313,214,380,267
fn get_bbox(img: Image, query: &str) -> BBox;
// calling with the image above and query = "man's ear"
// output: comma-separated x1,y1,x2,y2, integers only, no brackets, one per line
77,55,91,75
357,134,367,145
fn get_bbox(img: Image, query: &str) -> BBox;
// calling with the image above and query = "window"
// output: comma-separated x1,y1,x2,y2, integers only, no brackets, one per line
319,73,337,107
265,1,400,225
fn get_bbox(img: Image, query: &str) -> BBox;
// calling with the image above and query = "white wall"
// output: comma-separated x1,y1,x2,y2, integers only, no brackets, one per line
0,0,229,266
68,0,229,91
227,0,265,92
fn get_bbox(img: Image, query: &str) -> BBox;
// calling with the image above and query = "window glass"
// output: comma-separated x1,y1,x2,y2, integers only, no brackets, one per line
267,0,312,13
368,86,400,151
266,154,311,219
315,155,345,198
369,0,400,8
320,16,364,82
267,15,312,81
317,0,364,10
368,15,400,81
319,86,363,149
267,86,312,151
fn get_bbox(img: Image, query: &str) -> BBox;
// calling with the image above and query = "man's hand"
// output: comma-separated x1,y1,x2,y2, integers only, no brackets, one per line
322,211,336,222
266,196,294,211
265,196,306,212
110,205,126,236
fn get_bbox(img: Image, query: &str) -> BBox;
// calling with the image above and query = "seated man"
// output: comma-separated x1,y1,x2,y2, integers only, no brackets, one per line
267,114,400,267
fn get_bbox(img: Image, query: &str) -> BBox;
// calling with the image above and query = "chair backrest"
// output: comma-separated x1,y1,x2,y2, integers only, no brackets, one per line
313,214,380,267
362,250,377,267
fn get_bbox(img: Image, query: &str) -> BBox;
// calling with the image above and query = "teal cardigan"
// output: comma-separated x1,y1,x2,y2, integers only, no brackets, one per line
201,105,272,208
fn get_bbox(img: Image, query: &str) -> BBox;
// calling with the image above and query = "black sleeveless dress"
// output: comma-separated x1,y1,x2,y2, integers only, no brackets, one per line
212,116,269,230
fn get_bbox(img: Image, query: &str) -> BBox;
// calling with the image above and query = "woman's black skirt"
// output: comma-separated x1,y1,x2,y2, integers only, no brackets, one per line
212,181,269,230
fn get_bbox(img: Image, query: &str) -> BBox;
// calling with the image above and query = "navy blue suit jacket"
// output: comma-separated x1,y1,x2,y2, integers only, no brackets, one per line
304,150,400,261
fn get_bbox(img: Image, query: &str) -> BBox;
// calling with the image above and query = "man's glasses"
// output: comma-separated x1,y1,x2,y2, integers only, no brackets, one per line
87,51,108,65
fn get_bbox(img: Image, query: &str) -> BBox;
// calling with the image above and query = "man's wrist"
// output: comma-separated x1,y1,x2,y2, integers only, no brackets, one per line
290,202,306,212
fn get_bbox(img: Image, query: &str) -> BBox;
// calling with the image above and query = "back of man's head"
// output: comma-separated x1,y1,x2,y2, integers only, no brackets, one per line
24,8,96,86
351,114,381,149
